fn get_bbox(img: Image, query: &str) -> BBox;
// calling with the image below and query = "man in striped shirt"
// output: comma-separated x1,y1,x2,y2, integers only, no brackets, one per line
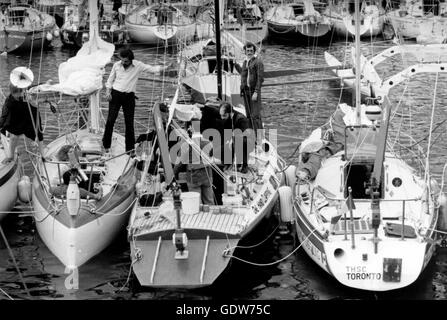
102,48,167,155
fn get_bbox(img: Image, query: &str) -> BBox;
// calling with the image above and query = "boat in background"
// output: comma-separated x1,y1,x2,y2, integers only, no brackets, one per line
179,30,247,106
266,0,331,43
0,6,57,53
125,2,202,44
324,0,385,38
386,0,447,44
35,0,67,27
60,0,127,47
222,0,268,44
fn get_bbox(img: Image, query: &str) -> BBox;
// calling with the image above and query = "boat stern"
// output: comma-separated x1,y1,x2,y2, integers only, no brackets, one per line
324,240,430,291
130,234,239,288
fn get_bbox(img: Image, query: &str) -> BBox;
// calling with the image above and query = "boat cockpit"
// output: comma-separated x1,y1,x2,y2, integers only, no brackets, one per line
343,125,383,199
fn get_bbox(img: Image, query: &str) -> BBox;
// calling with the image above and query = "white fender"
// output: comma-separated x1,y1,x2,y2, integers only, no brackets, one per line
278,186,294,223
18,175,32,203
438,192,447,232
284,165,297,188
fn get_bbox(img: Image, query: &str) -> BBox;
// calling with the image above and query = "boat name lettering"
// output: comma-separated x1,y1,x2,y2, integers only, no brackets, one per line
346,272,382,280
345,266,368,273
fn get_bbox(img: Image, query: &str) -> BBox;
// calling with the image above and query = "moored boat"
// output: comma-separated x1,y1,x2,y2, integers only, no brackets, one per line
223,0,268,44
266,0,331,43
290,0,444,291
0,149,19,223
386,0,447,44
125,2,199,45
35,0,67,27
323,0,385,38
28,0,137,269
0,6,57,53
128,98,284,288
60,0,127,47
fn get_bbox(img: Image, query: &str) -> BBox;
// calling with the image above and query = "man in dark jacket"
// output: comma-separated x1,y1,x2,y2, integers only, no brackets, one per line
219,102,255,174
237,42,264,134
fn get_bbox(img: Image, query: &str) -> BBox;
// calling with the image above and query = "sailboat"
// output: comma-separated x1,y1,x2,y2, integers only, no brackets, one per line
35,0,67,27
289,0,443,291
265,0,332,43
386,0,447,44
0,5,57,53
125,2,200,44
127,0,285,288
27,0,137,269
0,138,20,223
0,67,38,223
324,0,385,38
60,0,127,47
222,0,268,44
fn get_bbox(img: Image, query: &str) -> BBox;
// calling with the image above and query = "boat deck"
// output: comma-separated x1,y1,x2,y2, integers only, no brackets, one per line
130,206,249,237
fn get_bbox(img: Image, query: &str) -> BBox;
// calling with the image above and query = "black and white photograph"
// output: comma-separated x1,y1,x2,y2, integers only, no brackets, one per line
0,0,446,310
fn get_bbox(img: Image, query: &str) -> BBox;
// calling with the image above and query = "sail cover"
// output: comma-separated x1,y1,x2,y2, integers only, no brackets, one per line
29,24,114,96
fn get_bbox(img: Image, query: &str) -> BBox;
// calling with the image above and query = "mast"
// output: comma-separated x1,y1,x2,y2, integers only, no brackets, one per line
88,0,101,133
354,0,361,124
214,0,223,100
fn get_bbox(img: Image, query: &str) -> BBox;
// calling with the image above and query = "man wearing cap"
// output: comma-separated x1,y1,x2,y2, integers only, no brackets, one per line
103,48,168,155
0,68,45,164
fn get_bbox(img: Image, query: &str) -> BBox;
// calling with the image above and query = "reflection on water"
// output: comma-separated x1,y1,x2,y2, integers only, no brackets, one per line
0,39,446,300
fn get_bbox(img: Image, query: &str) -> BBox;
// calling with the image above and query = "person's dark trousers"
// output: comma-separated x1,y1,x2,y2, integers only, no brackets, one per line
102,89,136,153
241,86,263,132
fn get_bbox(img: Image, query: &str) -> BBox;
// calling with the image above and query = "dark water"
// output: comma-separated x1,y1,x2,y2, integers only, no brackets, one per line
1,38,447,300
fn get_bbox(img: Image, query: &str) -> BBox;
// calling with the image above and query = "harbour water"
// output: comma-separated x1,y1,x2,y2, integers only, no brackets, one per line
0,39,447,300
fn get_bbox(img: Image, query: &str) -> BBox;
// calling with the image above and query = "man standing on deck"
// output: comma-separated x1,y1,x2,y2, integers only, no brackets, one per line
237,42,264,136
102,48,167,155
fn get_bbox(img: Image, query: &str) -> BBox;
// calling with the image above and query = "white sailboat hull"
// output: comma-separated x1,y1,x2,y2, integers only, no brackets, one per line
294,211,436,291
126,21,197,44
31,130,137,268
325,6,385,38
32,180,135,268
387,13,447,44
0,161,20,222
223,22,269,44
331,16,383,37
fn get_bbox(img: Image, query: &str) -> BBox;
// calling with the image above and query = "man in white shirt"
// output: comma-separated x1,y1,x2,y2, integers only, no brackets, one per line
103,48,166,155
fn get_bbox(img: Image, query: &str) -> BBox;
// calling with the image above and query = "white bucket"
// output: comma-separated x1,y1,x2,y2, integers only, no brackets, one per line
181,192,200,215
